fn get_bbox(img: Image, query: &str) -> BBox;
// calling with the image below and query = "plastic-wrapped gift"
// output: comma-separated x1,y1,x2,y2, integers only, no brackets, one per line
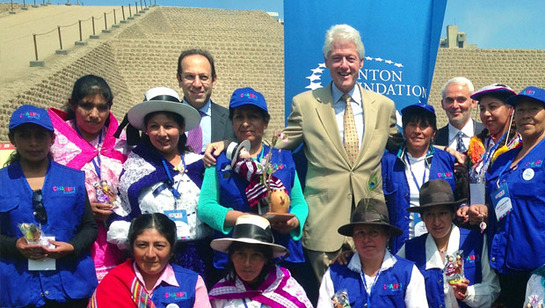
18,223,55,249
444,249,465,285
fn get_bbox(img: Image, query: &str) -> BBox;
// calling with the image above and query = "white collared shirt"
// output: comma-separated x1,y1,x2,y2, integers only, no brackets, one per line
447,118,475,150
183,99,212,153
331,84,364,147
317,250,428,308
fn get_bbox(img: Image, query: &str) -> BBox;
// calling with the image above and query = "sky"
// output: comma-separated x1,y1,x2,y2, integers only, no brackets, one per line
71,0,545,50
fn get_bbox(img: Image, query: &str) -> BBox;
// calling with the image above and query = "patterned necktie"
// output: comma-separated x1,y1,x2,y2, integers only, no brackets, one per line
342,94,359,163
456,131,467,153
187,111,204,153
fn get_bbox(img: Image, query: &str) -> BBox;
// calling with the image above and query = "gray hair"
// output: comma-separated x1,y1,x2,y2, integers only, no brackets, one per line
323,24,365,59
441,77,475,99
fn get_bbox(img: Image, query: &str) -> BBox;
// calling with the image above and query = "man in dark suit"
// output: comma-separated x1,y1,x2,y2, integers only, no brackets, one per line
177,49,235,153
434,77,484,151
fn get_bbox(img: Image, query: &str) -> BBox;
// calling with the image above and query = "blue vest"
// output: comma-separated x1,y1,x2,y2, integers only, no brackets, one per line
151,264,197,308
329,256,414,308
486,138,545,274
382,147,456,253
214,144,304,267
0,161,97,307
404,228,483,308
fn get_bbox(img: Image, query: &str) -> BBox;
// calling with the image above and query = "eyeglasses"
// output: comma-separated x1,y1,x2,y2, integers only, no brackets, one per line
32,190,47,223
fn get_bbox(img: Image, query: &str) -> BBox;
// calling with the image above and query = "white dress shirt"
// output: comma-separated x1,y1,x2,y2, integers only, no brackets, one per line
332,84,364,147
447,118,475,150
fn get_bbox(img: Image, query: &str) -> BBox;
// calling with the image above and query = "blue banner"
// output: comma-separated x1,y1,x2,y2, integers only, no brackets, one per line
284,0,447,122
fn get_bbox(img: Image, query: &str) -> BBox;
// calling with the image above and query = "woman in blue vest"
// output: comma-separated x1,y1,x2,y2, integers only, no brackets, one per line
107,87,214,285
457,83,518,226
90,213,210,307
318,198,428,308
461,86,545,307
382,103,460,253
198,87,308,281
398,179,499,308
0,105,97,307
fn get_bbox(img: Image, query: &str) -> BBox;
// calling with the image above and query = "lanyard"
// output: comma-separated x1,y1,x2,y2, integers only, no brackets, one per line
405,152,428,190
360,270,381,308
482,132,507,170
75,124,103,179
160,155,185,200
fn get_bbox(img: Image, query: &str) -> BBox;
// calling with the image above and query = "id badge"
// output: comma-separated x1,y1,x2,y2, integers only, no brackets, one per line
470,183,486,205
28,236,56,271
164,209,191,240
413,212,428,237
492,183,513,221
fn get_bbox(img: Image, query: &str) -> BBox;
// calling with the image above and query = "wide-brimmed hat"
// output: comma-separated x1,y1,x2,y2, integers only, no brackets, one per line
471,83,517,101
401,103,435,118
338,198,402,237
226,140,251,168
127,87,200,131
507,86,545,107
407,179,466,213
210,215,289,259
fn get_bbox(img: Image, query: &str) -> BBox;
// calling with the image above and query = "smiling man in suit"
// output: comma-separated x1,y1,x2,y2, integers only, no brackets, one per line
177,49,235,153
279,24,403,282
434,77,484,151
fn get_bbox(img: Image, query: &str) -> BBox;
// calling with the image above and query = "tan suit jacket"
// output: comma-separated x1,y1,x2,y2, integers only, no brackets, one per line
280,83,402,252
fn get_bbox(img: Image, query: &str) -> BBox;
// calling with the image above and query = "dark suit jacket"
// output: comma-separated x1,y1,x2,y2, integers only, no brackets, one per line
210,101,235,143
434,120,485,146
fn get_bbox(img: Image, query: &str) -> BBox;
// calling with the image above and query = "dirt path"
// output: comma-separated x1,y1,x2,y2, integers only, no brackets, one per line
0,4,124,84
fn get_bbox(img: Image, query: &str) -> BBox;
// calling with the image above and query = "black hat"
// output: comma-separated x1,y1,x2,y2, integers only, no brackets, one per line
338,198,402,237
407,179,466,213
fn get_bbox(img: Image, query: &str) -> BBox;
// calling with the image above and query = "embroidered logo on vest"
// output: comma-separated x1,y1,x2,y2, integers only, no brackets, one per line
164,291,187,299
383,283,403,292
466,254,477,264
525,160,542,168
436,172,453,179
52,186,76,194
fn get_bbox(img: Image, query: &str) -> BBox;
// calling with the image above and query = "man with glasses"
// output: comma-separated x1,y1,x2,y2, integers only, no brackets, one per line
176,49,235,153
434,77,484,151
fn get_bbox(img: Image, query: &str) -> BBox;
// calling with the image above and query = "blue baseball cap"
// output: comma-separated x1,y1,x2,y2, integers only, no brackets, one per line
9,105,54,132
229,87,268,114
401,103,435,118
507,86,545,106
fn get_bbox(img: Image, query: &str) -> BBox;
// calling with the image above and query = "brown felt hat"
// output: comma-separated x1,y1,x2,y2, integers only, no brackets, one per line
338,198,402,237
407,179,466,213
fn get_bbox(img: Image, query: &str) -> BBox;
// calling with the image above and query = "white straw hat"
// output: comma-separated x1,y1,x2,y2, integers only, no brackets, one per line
127,87,200,131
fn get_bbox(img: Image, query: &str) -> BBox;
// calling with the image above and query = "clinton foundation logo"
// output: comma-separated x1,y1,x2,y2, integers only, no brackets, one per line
305,56,428,102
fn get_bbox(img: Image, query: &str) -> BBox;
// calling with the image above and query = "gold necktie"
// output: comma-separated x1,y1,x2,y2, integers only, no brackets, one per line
342,93,359,163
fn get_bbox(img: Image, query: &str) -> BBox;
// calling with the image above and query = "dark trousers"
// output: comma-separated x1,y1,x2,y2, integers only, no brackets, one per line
494,272,530,308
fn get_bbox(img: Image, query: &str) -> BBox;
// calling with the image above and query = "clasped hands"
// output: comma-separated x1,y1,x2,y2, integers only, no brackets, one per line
16,237,74,260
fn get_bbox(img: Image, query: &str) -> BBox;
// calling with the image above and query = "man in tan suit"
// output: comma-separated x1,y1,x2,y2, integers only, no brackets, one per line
279,24,402,281
203,24,402,283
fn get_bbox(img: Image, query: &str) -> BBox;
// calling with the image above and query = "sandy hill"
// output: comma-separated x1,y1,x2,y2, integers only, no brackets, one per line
1,4,544,140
